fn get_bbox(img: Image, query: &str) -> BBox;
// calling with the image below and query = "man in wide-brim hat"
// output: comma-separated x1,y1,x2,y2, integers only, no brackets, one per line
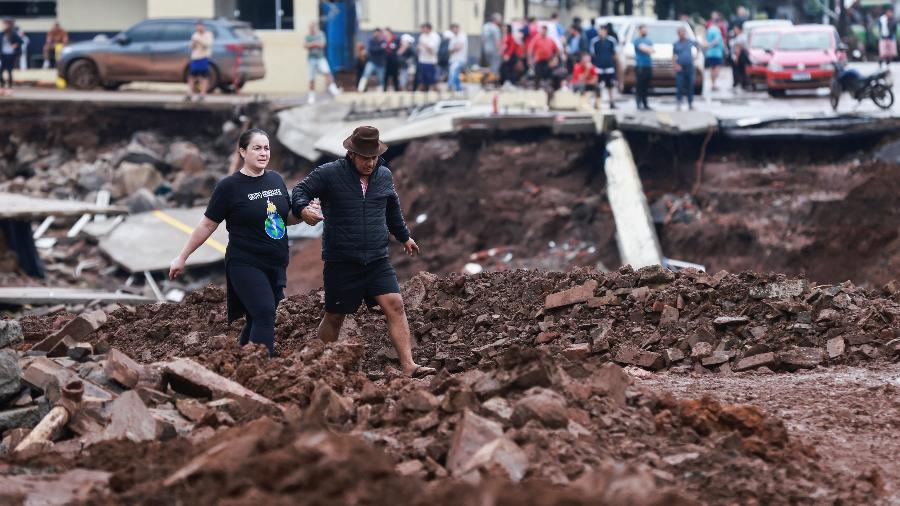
292,126,436,378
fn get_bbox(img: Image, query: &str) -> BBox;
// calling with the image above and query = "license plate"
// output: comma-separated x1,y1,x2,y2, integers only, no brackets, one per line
791,73,811,81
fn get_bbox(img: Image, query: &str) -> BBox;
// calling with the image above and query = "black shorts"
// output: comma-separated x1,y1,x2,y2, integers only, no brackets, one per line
324,257,400,314
599,72,616,89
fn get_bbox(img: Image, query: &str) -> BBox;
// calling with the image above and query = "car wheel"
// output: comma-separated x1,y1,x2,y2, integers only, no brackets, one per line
67,59,100,90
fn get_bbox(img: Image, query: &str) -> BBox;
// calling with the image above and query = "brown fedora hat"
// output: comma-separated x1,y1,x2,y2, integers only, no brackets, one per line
343,125,388,157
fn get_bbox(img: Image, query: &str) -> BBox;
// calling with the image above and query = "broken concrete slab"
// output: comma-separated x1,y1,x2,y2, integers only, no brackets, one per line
545,280,598,309
0,287,153,307
446,409,504,475
0,192,125,220
614,347,665,370
104,348,144,389
713,316,750,327
778,347,827,370
32,309,107,353
826,337,846,358
162,358,280,415
99,391,158,443
733,352,778,372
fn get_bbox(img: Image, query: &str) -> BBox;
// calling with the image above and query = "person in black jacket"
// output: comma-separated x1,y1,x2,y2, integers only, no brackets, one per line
1,19,23,93
292,126,436,378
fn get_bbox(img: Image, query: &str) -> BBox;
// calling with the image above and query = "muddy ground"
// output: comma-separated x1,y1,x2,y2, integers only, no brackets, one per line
4,266,900,504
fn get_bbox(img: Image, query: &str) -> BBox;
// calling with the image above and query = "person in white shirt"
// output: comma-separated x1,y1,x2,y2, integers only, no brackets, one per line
187,20,214,102
445,23,468,91
416,23,441,91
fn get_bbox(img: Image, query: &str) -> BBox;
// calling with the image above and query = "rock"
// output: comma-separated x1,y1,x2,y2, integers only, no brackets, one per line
713,316,749,327
588,362,631,406
511,387,568,428
31,310,107,353
535,331,559,344
0,320,23,348
0,469,111,505
659,305,679,325
400,389,439,412
104,348,145,389
0,350,22,403
562,343,591,360
846,334,874,346
457,437,529,483
149,408,194,437
22,357,113,403
1,427,30,450
545,280,598,309
172,171,218,207
162,358,280,415
733,352,778,372
481,397,513,421
122,187,160,213
112,161,163,199
637,264,675,285
779,347,827,370
100,391,159,442
165,141,205,173
690,342,713,359
665,348,685,363
207,398,242,420
749,280,808,299
440,388,479,413
409,411,440,432
587,294,620,307
0,405,43,432
136,387,173,406
883,280,900,295
446,409,504,475
700,351,730,367
614,347,665,370
47,336,76,358
305,381,353,424
66,343,93,362
396,459,427,477
474,314,491,328
176,398,210,422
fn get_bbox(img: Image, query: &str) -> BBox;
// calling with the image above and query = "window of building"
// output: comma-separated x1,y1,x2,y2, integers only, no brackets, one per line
228,0,293,30
0,1,56,18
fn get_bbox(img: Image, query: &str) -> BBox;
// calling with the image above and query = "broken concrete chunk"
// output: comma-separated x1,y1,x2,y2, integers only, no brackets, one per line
749,280,808,299
104,348,144,389
0,350,22,403
779,348,827,370
535,331,560,344
305,381,353,425
31,310,107,353
511,387,568,429
713,316,750,327
588,362,631,406
66,343,94,362
0,405,43,432
733,352,778,372
100,391,158,443
545,280,598,309
162,358,279,415
396,459,427,477
562,343,591,360
0,319,24,348
481,397,513,421
587,295,620,308
826,337,845,358
149,408,195,436
846,334,874,346
446,409,504,475
457,436,529,483
637,264,675,285
22,357,113,403
700,352,730,367
659,305,679,326
614,347,665,370
400,389,439,413
0,469,112,505
175,398,209,422
690,342,713,359
665,348,685,363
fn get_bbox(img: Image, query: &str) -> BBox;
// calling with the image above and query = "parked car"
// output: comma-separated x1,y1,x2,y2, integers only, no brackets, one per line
746,27,790,88
58,18,265,92
765,24,846,96
593,15,655,45
618,20,704,95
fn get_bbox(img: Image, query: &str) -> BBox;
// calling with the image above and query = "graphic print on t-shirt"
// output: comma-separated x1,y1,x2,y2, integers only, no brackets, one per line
264,198,286,240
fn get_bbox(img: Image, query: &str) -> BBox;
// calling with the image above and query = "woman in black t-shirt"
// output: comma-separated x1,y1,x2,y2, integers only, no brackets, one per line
169,128,303,356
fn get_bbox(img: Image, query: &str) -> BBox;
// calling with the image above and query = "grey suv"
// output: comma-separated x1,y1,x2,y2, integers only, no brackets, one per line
58,18,265,92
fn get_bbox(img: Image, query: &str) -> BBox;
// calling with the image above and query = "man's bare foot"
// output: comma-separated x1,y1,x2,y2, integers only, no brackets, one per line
404,364,437,378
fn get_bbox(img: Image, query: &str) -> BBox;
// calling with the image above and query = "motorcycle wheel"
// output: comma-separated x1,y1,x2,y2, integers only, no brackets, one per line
871,84,894,109
829,81,841,111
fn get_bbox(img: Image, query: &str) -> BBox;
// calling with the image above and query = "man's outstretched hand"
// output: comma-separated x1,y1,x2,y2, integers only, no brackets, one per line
300,199,324,226
404,238,420,257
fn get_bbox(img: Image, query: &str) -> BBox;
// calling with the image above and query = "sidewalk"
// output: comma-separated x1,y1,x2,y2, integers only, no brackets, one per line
13,68,58,88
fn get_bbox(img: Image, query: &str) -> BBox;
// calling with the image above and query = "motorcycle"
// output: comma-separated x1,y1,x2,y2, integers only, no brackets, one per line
830,62,894,111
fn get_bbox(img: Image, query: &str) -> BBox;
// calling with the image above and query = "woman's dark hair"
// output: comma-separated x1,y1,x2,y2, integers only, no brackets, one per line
238,128,269,152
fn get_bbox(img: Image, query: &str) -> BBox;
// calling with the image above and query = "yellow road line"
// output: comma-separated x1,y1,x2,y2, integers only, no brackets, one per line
152,210,227,254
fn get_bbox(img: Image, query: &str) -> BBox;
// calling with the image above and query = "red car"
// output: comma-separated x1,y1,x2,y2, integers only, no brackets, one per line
766,25,846,96
746,28,787,88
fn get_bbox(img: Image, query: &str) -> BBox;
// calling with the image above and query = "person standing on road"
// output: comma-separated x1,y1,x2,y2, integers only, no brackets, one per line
500,23,523,85
383,28,400,91
305,21,340,104
396,33,416,90
291,126,436,378
0,19,22,95
878,8,897,68
730,24,749,90
186,20,214,102
170,129,300,357
705,23,725,91
482,13,503,79
446,23,468,92
673,27,698,110
42,21,68,69
633,24,654,110
416,23,441,92
357,28,387,92
529,25,559,89
590,24,618,109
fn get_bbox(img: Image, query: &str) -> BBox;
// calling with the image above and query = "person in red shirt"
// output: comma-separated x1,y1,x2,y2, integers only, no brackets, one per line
529,25,558,88
500,23,523,85
571,52,600,109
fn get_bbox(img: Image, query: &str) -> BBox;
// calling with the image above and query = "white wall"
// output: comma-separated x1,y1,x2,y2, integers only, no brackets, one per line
57,0,148,31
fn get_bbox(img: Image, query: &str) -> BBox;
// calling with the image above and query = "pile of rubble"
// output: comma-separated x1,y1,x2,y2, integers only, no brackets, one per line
1,266,895,502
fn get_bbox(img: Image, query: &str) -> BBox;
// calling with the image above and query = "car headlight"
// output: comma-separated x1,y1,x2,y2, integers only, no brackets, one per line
767,62,783,71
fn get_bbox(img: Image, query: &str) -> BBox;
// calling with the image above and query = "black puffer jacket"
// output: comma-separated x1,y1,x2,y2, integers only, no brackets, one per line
291,157,410,265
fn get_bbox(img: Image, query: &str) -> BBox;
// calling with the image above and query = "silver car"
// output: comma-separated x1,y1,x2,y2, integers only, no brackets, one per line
58,18,265,92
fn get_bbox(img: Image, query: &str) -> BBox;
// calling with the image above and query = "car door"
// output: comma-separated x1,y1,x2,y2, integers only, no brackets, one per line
154,21,195,81
105,21,160,81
